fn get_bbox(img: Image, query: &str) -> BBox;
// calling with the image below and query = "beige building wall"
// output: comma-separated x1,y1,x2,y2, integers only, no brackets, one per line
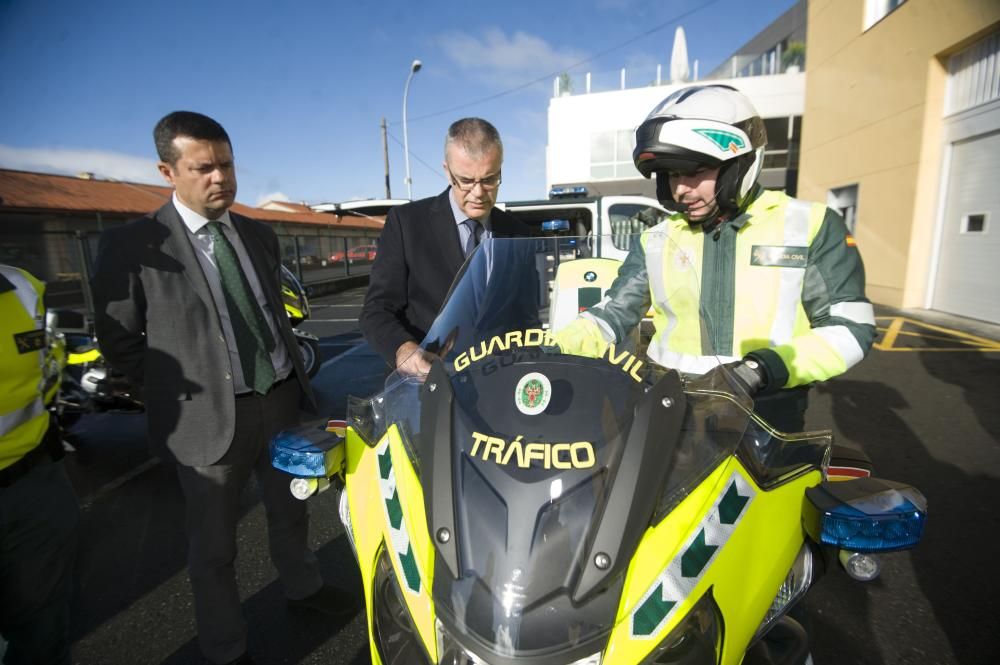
798,0,1000,307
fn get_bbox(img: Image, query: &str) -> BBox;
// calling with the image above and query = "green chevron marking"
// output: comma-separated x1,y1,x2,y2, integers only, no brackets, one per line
693,128,745,152
385,489,403,530
378,446,392,480
632,584,676,637
681,529,718,578
399,544,421,592
718,481,750,524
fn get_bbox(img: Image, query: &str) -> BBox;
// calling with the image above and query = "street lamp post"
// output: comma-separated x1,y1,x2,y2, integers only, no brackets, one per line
402,58,422,200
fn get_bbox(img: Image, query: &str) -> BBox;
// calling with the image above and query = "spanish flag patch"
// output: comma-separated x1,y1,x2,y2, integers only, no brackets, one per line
845,234,857,247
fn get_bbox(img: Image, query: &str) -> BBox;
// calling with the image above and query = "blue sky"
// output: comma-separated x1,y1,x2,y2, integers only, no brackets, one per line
0,0,797,206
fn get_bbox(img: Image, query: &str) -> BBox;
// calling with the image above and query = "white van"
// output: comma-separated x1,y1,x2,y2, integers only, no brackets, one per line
499,189,669,261
500,190,669,320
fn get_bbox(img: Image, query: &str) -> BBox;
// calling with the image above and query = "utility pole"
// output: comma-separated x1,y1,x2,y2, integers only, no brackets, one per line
381,117,391,198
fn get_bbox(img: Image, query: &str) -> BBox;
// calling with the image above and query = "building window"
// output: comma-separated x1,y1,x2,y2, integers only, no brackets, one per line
961,213,988,234
828,185,859,234
762,117,792,169
945,30,1000,116
863,0,906,31
590,129,635,179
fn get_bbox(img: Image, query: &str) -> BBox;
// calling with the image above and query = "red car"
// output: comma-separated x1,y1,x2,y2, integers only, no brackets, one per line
330,244,377,264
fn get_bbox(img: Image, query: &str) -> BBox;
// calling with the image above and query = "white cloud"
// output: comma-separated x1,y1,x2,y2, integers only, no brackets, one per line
256,191,291,206
0,145,161,183
436,28,586,87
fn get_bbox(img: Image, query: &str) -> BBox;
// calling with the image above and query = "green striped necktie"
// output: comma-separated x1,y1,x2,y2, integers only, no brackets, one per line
206,221,276,394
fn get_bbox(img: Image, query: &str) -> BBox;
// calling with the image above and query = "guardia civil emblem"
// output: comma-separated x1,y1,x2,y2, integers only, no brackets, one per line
673,247,695,272
514,372,551,416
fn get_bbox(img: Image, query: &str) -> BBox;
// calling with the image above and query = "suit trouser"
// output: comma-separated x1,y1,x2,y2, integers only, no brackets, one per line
0,456,80,665
175,378,322,664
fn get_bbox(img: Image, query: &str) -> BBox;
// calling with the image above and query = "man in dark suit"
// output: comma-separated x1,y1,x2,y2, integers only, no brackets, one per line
91,112,352,665
361,117,533,375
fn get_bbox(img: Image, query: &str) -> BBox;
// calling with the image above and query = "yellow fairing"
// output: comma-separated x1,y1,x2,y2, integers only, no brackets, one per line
346,424,818,665
67,347,101,365
344,425,438,663
608,458,820,665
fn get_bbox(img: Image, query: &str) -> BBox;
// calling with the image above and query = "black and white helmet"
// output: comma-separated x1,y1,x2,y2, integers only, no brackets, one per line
633,84,767,218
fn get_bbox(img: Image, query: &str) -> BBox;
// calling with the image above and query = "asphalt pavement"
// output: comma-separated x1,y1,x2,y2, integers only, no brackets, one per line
53,291,1000,664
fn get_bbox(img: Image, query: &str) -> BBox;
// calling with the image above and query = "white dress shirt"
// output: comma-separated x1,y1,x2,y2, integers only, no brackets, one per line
174,194,293,394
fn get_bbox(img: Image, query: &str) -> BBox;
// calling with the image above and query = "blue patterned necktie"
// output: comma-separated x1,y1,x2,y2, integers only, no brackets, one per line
463,219,483,257
205,221,276,394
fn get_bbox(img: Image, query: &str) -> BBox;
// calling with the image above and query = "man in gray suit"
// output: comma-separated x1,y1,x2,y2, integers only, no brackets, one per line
92,111,354,665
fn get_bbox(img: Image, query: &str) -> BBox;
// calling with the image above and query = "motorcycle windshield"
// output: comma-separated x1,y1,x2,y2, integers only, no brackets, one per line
376,233,755,661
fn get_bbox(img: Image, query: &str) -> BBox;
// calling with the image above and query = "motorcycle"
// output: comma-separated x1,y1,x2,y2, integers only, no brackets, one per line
272,233,927,665
50,265,321,428
281,265,322,379
47,308,143,429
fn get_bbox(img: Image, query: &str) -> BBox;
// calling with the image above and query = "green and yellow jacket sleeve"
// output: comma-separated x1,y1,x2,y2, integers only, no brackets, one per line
748,208,876,390
554,240,651,358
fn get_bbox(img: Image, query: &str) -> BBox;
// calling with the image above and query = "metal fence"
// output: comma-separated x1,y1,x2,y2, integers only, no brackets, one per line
0,229,378,316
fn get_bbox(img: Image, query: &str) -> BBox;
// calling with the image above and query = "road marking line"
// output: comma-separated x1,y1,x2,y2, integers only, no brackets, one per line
874,316,1000,351
320,341,369,369
877,316,905,350
79,457,161,511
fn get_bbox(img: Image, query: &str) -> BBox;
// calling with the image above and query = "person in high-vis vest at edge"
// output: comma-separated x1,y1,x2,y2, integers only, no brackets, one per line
555,85,876,432
0,264,80,665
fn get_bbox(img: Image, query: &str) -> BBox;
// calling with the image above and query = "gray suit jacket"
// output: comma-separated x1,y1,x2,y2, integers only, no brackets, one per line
91,201,317,466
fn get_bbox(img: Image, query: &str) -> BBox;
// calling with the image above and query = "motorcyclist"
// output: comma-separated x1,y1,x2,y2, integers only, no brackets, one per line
555,84,877,432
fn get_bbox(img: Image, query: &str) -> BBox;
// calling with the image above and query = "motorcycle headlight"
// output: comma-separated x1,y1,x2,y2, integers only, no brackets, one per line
750,544,813,646
373,548,432,665
639,590,723,665
435,619,603,665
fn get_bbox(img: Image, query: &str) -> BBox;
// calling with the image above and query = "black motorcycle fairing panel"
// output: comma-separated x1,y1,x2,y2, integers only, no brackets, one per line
429,353,648,656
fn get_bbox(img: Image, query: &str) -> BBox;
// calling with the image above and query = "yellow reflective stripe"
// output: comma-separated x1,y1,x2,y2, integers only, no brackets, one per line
830,301,876,326
647,347,739,374
768,199,812,346
644,232,677,337
0,398,46,438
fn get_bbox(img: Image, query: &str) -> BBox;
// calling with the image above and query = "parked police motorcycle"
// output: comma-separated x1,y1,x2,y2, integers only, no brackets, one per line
50,265,321,428
273,234,927,665
47,308,142,429
282,265,321,378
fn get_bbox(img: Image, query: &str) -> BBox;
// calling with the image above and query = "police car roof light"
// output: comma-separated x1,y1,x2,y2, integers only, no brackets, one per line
549,186,589,198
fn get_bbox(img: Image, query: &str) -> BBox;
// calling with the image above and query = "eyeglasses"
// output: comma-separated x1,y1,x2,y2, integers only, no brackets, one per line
447,166,502,192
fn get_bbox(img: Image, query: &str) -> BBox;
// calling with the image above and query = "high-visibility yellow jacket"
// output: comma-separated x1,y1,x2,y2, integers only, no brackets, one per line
1,265,61,470
556,190,876,391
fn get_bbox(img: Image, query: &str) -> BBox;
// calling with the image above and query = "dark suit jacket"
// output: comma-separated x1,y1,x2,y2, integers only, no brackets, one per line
91,201,317,466
360,188,533,366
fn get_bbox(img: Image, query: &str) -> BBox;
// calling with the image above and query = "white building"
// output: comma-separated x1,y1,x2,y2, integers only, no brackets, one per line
545,71,805,199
